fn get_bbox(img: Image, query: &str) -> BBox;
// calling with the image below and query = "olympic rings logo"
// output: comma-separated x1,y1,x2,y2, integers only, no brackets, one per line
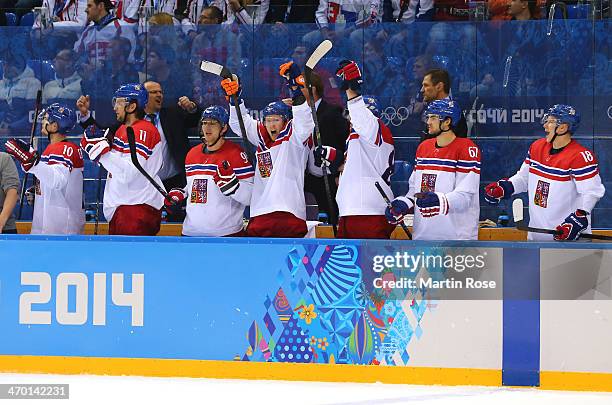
607,105,612,120
380,106,412,127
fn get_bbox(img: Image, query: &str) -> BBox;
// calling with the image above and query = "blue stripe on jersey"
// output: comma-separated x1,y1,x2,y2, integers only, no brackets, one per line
114,138,153,157
571,164,598,176
457,160,481,168
42,154,73,169
234,166,254,174
416,158,457,167
529,160,570,177
186,164,217,172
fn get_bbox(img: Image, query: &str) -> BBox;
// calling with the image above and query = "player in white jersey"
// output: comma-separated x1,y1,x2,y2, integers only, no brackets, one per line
80,83,165,235
220,61,316,237
312,60,395,239
34,0,89,28
484,104,605,241
385,99,481,240
163,105,254,236
5,103,85,235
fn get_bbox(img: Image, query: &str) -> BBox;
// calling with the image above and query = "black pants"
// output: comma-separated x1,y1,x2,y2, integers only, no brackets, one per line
1,228,17,234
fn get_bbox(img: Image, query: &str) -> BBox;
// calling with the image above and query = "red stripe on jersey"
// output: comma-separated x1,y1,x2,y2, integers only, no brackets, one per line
112,145,149,160
236,173,254,179
348,133,359,141
456,167,481,174
574,169,600,181
415,165,458,173
529,167,571,182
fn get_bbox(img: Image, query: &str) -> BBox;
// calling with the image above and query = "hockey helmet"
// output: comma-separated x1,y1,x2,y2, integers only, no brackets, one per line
201,105,229,127
113,83,148,109
38,102,76,133
425,99,461,126
262,101,292,122
541,104,580,133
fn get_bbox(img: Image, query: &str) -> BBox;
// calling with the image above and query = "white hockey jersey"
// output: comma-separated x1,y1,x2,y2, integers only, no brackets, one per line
73,14,137,62
28,140,85,234
182,140,254,236
315,0,381,28
115,0,176,23
509,138,605,241
229,101,315,221
35,0,88,28
337,96,395,217
408,136,481,240
99,119,165,221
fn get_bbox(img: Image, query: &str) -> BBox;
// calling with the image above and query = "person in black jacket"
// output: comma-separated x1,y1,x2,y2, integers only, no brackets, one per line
302,71,350,225
420,68,468,141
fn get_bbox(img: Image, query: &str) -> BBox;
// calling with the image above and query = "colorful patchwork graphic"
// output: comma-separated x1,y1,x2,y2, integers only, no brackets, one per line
238,244,440,366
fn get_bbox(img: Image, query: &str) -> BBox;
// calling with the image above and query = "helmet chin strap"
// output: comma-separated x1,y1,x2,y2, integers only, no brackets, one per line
432,120,452,138
548,123,569,146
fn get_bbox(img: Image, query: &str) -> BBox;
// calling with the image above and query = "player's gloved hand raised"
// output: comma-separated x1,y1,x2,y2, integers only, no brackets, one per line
214,160,239,196
554,210,588,241
220,77,242,105
80,126,110,161
484,179,514,205
336,60,363,92
313,145,337,168
279,61,305,88
385,196,414,225
4,139,39,171
164,188,187,208
415,192,448,218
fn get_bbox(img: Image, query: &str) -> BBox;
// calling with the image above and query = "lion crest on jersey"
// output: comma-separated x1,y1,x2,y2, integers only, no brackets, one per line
421,173,437,192
257,151,273,178
191,179,208,204
534,180,550,208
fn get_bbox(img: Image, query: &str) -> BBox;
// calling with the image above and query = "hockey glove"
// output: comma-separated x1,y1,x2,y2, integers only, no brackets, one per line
484,179,514,205
5,139,39,172
415,191,448,218
554,210,588,241
336,60,363,92
214,160,239,196
313,145,337,168
80,127,110,162
164,188,187,208
221,77,242,105
279,61,306,102
385,196,414,225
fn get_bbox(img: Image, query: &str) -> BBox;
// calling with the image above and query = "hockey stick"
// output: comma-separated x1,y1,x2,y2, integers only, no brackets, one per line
94,164,105,235
396,0,409,22
512,199,612,241
126,126,169,199
17,89,43,220
199,60,255,165
375,181,412,239
302,40,338,236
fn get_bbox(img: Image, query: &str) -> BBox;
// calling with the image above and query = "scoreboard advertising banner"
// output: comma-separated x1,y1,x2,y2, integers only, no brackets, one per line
0,235,611,390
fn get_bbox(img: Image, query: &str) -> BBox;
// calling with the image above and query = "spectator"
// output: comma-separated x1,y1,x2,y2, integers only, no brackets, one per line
190,6,242,105
144,45,191,106
73,0,137,64
420,68,468,140
115,0,176,24
43,49,82,104
434,0,470,21
0,52,42,134
488,0,512,20
508,0,540,19
265,0,317,23
35,0,88,28
302,71,350,225
215,0,270,25
13,0,42,18
0,151,19,234
389,0,434,22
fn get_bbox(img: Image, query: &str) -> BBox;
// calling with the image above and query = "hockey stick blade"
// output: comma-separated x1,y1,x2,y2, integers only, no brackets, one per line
305,40,333,70
126,126,169,199
375,181,412,239
200,60,232,79
511,199,612,240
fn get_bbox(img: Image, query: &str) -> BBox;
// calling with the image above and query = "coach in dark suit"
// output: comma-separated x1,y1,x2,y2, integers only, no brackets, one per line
303,72,350,225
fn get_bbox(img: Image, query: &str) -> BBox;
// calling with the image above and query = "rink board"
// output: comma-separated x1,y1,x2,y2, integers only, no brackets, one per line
0,235,611,391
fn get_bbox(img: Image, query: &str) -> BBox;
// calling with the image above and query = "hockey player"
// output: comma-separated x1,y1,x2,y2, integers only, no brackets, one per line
163,105,254,236
220,61,316,238
4,103,85,234
312,60,395,239
80,83,165,236
484,104,605,241
385,99,481,240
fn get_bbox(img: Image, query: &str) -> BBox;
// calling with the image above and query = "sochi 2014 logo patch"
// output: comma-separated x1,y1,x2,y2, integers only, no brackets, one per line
534,179,550,208
257,151,273,178
421,173,437,192
191,179,207,204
